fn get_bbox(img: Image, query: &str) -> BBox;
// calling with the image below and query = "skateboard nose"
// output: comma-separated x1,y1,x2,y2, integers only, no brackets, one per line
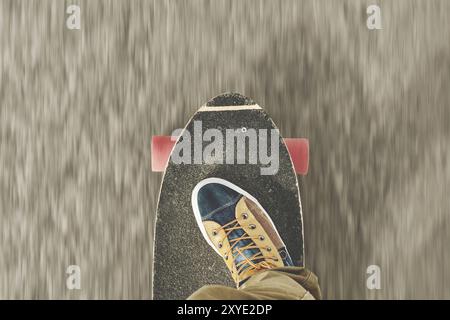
194,181,240,219
205,92,255,107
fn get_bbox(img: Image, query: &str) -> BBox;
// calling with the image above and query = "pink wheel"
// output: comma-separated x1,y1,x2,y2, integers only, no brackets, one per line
284,138,309,175
151,136,176,172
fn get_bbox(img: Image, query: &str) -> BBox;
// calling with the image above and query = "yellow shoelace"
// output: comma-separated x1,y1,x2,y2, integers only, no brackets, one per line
216,219,278,283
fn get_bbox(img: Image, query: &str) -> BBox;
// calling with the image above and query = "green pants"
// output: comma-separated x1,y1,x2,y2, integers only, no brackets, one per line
188,267,322,300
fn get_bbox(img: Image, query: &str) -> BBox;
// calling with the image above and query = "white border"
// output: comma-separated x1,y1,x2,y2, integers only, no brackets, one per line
191,177,287,257
198,104,262,112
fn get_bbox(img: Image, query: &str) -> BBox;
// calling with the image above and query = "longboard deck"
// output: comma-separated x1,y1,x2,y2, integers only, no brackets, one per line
152,94,304,300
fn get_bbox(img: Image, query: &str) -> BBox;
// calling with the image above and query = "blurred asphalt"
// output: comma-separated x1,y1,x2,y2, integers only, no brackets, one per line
0,0,449,299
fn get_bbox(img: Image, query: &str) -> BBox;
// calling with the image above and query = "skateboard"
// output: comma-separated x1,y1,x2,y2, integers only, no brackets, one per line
151,93,309,300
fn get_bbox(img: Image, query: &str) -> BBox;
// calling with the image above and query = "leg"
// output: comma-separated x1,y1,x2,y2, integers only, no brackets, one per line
188,266,321,300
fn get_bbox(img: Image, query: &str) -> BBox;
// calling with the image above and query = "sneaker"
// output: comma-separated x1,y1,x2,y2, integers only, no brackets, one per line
191,177,294,287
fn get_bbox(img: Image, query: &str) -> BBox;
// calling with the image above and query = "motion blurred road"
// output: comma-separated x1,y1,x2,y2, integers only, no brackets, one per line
0,0,449,299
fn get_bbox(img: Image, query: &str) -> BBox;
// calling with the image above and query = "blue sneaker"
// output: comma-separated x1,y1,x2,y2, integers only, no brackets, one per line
192,178,294,287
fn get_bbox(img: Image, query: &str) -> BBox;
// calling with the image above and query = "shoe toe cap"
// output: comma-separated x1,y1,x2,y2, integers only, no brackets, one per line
194,182,240,219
